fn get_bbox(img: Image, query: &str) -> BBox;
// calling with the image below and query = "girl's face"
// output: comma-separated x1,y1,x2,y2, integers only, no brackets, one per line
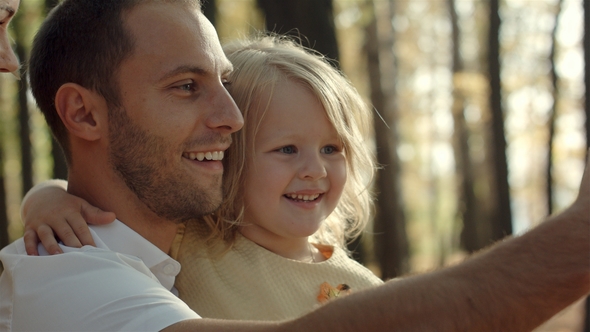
239,77,347,251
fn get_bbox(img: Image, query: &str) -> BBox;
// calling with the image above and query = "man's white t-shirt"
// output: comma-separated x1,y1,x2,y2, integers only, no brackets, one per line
0,220,200,331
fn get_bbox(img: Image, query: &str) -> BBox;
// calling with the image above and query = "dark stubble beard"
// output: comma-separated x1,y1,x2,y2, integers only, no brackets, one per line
108,107,223,223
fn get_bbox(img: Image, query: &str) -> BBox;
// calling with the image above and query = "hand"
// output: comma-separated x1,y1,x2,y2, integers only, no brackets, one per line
22,181,116,255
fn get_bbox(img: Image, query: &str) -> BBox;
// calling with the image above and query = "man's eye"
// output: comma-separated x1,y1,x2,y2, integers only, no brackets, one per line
178,83,194,92
279,146,297,154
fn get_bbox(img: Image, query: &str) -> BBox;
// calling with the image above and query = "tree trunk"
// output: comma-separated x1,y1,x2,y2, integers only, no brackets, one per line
13,20,33,196
546,0,563,216
0,78,9,251
0,151,8,250
256,0,339,63
488,0,512,240
448,0,480,252
365,0,409,279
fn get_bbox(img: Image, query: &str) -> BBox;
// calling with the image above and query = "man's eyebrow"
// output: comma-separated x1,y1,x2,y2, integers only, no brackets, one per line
158,63,234,82
158,65,208,82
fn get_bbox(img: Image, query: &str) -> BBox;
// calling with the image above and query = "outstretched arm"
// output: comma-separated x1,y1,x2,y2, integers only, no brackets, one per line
21,179,116,255
291,204,588,331
291,152,590,331
164,153,590,331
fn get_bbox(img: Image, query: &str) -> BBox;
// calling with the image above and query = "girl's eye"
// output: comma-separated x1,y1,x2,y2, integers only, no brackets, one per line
279,146,297,154
321,145,337,154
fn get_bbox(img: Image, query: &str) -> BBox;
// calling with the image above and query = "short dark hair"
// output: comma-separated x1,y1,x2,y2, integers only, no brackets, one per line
28,0,201,163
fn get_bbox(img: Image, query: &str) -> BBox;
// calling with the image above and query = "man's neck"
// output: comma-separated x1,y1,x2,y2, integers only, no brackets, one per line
67,167,179,254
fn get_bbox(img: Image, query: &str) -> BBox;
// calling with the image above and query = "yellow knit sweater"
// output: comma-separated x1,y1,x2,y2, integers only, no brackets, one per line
173,221,383,321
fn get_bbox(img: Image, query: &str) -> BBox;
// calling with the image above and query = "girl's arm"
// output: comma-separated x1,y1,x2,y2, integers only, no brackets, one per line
21,179,116,255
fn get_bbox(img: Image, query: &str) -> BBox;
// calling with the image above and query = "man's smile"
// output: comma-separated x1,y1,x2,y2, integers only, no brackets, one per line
182,151,225,161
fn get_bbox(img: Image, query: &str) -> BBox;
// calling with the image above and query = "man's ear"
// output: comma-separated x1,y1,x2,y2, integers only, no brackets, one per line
54,83,106,141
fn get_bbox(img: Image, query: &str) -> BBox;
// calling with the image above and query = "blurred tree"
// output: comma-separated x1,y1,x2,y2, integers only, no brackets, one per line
257,0,339,63
366,0,409,278
488,0,512,240
547,0,564,215
0,164,6,250
12,15,33,197
0,77,8,250
448,0,480,253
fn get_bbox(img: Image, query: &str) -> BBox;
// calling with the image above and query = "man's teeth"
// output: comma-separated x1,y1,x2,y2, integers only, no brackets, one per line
286,193,320,201
185,151,224,161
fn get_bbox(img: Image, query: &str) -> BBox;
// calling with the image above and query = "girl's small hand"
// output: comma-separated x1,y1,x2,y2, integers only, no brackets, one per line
21,180,116,256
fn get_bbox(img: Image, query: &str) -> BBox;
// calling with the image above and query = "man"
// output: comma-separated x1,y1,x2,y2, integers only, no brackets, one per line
0,0,19,75
0,0,588,331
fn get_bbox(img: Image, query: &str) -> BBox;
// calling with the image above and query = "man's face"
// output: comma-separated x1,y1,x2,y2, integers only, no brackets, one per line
0,0,19,74
109,2,243,223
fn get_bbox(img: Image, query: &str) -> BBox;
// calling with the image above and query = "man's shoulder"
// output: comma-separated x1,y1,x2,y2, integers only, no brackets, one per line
0,235,155,284
0,235,198,331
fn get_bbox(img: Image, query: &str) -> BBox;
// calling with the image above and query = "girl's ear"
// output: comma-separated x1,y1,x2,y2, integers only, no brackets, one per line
54,83,106,141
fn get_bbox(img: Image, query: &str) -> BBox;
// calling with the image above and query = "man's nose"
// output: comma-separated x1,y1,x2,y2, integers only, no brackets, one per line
206,85,244,135
0,33,19,74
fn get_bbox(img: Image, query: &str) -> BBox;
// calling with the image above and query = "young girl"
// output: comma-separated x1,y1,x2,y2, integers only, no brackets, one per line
21,36,382,320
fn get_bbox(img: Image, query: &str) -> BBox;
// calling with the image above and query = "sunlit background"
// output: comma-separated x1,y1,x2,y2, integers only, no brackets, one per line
0,0,587,329
0,0,586,285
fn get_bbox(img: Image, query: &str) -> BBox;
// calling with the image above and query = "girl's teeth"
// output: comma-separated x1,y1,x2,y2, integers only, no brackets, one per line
287,194,320,201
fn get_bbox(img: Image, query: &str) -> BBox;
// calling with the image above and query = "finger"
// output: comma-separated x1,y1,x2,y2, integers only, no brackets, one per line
54,219,83,249
23,227,40,256
68,214,96,247
37,224,63,255
82,203,116,225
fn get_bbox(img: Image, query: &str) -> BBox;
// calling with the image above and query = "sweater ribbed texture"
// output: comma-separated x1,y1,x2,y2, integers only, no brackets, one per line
174,221,383,321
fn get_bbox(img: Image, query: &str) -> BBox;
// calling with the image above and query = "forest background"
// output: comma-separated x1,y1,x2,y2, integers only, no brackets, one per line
0,0,588,330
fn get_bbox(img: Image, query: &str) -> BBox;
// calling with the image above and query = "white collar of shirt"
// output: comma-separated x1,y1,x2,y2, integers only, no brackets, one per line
64,219,181,293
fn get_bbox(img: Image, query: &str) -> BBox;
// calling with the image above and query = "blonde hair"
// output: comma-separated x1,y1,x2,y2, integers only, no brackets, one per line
204,35,375,250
